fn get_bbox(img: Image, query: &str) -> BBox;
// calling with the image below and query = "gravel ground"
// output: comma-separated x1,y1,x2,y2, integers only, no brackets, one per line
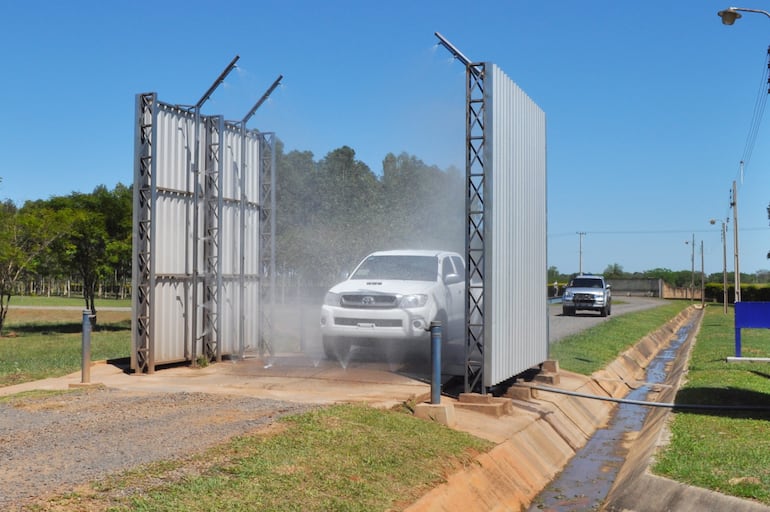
0,387,312,510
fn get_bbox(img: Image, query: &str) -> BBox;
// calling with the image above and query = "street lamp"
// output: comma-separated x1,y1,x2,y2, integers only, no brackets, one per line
718,6,770,24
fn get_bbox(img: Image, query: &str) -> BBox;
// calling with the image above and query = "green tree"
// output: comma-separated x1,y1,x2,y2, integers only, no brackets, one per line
272,144,465,290
603,263,625,279
547,266,560,282
41,184,131,324
0,200,72,331
381,153,464,253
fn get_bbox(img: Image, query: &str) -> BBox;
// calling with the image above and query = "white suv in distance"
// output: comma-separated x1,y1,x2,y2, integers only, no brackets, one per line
562,274,612,317
319,250,465,360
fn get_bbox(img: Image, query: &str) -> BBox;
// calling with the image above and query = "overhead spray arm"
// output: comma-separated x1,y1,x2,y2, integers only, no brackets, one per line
196,55,240,109
434,32,473,67
242,74,284,127
434,32,482,79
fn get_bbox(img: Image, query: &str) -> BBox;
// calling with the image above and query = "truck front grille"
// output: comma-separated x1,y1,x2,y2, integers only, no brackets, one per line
340,294,398,308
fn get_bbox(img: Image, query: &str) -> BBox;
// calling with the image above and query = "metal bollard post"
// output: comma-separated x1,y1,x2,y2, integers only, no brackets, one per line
81,310,92,384
430,321,442,405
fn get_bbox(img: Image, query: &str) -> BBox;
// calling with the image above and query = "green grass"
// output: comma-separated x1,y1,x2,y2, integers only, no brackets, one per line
549,301,690,375
652,306,770,504
9,297,768,508
0,307,130,387
9,295,131,308
42,404,493,511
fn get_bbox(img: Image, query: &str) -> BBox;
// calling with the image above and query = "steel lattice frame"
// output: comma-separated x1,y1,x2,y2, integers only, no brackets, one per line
258,132,276,358
131,93,157,374
203,116,224,362
132,94,273,373
464,63,486,394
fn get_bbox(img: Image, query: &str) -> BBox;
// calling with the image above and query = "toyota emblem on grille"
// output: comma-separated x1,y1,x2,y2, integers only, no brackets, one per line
361,296,375,305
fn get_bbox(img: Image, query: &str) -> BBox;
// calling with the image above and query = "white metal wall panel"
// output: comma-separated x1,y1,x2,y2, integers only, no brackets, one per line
153,281,192,364
483,63,548,387
133,94,263,369
154,195,192,275
155,106,202,192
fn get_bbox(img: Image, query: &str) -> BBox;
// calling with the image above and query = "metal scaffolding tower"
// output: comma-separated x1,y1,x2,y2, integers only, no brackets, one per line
258,132,276,358
202,115,224,362
435,33,487,393
131,57,279,373
132,92,157,374
465,62,486,393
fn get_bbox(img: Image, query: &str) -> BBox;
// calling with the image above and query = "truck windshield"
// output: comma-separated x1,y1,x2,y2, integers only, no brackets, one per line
351,255,438,281
571,278,603,288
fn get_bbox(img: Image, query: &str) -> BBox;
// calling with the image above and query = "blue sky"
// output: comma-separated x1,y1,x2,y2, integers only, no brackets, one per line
2,1,770,276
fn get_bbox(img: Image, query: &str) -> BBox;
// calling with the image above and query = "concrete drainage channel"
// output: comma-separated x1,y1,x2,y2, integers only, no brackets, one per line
406,306,770,512
527,315,694,511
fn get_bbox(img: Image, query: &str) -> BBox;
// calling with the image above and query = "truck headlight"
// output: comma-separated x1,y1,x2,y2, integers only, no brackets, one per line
323,291,341,306
563,291,573,299
399,294,428,308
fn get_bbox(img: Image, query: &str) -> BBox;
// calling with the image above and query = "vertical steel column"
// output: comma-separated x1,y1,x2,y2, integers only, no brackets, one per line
258,132,276,358
240,76,282,360
238,127,247,359
203,116,224,362
465,63,486,394
132,93,158,374
434,33,487,394
191,109,202,367
192,56,239,366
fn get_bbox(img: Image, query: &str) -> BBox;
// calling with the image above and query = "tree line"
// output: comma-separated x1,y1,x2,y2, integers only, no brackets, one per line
548,263,770,289
6,140,758,331
0,183,132,329
0,143,465,330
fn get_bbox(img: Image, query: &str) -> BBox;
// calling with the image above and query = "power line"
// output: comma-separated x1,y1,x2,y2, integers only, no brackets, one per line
735,46,770,185
549,226,770,238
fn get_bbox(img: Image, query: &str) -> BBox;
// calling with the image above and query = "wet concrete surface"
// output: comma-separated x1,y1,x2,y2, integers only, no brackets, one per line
527,318,693,511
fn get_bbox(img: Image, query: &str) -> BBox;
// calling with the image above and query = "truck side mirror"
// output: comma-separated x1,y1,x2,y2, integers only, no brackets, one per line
444,273,463,285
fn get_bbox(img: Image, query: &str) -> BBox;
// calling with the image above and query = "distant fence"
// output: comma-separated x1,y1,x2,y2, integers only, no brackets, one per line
605,278,704,300
16,279,130,300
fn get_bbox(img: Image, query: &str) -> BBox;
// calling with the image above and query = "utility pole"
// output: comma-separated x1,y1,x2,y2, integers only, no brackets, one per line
686,234,695,301
722,219,728,313
700,240,705,308
732,179,741,303
577,232,586,275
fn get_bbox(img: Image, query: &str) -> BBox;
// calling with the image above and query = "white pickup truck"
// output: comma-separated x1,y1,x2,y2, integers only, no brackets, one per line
562,274,612,317
319,249,465,360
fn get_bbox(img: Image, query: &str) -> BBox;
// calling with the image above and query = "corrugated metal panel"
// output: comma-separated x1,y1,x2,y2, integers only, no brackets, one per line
154,195,192,275
153,281,192,364
133,95,262,368
483,63,548,387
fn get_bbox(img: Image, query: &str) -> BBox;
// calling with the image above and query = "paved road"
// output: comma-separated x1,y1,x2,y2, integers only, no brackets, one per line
549,295,669,343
